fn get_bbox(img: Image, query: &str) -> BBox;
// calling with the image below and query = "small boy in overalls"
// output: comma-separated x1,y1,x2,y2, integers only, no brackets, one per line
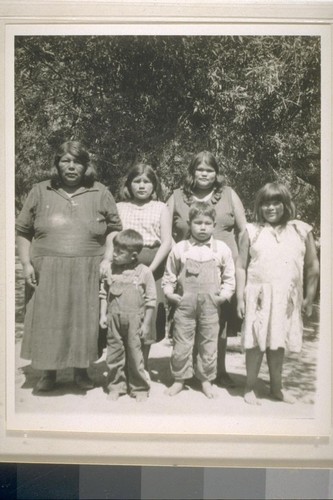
162,202,235,398
99,229,156,402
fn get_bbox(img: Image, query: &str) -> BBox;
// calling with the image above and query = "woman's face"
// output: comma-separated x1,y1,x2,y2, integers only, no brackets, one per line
58,153,86,187
194,162,217,191
130,174,154,202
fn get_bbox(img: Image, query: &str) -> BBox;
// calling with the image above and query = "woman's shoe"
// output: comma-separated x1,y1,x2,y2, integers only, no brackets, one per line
74,368,94,390
35,370,56,392
215,372,237,388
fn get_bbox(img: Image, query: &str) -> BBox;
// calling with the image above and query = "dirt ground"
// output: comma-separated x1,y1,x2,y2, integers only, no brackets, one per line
14,258,319,423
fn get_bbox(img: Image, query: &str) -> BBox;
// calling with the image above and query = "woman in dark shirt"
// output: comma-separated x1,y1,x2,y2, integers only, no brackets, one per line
16,141,122,392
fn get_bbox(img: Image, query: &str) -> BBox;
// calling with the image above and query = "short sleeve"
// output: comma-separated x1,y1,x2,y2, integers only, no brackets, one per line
245,223,260,244
100,187,122,235
15,184,39,237
290,220,312,242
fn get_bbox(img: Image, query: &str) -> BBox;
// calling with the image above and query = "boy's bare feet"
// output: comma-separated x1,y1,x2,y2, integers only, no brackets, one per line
165,381,184,396
201,380,217,399
271,390,296,404
244,390,261,405
135,392,148,403
107,391,120,401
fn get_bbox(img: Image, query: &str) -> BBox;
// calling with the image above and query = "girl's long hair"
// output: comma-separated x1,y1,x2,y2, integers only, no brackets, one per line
51,141,96,188
183,151,225,198
254,182,296,224
119,163,163,201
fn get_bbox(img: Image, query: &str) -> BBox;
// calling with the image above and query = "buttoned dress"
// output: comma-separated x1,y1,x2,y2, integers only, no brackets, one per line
16,180,122,370
242,220,312,353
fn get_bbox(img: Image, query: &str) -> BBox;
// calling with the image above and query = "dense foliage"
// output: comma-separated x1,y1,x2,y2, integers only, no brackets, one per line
15,35,320,234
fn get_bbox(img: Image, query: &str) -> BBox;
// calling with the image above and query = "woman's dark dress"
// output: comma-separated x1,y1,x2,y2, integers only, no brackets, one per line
16,180,122,370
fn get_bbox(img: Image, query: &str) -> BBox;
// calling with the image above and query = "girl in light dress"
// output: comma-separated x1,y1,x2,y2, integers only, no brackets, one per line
102,163,172,370
236,182,319,405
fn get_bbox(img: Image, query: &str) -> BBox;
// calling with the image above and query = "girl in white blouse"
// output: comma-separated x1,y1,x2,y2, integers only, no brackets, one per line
102,163,172,370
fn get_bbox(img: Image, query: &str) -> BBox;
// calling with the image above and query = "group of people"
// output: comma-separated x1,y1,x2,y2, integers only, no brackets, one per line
16,141,320,405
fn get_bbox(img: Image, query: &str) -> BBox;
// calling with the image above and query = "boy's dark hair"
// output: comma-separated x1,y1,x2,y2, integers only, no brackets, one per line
254,181,296,225
113,229,144,254
188,201,216,223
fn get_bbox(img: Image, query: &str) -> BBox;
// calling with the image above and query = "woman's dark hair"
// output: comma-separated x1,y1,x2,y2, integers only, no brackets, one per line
51,141,96,188
183,151,225,198
119,163,163,201
254,182,296,225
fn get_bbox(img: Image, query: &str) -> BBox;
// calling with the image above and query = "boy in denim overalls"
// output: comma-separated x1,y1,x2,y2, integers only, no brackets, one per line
162,202,235,398
100,229,156,402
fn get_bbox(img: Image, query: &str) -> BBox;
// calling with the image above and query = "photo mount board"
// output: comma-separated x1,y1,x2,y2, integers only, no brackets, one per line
1,1,332,466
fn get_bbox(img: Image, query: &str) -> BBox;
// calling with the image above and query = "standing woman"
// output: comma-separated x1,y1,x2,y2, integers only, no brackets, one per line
102,163,172,370
167,150,246,387
16,141,122,392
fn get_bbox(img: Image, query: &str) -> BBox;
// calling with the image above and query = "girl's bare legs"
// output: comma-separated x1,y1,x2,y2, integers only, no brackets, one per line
142,344,150,372
244,347,264,405
216,336,235,387
266,348,296,404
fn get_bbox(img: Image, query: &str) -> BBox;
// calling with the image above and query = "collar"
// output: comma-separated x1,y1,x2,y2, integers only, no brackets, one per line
46,180,100,198
189,236,214,247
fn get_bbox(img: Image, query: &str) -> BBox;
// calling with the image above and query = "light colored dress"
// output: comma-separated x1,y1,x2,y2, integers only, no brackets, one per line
242,220,312,353
116,200,167,343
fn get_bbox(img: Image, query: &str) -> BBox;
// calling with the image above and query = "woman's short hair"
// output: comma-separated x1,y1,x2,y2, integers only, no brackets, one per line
119,163,163,201
254,182,296,224
183,151,225,198
51,141,96,188
113,229,144,254
188,201,216,223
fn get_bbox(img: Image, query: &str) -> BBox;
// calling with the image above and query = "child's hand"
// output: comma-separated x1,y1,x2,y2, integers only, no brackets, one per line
165,293,182,305
99,314,108,329
237,298,245,319
23,262,37,288
302,298,313,317
213,294,227,306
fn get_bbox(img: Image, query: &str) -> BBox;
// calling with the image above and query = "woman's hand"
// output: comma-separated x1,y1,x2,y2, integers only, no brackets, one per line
99,313,108,329
23,262,37,288
165,293,182,305
302,297,313,318
99,258,110,279
237,298,245,319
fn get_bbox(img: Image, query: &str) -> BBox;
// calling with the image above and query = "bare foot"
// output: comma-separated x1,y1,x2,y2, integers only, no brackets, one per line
107,391,120,401
202,381,217,399
135,392,148,403
165,381,184,396
271,390,296,404
244,390,261,405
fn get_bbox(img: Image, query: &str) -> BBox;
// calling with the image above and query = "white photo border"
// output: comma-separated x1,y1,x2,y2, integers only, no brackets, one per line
1,3,332,466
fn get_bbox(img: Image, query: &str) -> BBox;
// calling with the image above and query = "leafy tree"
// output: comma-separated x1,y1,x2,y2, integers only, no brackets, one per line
15,35,320,235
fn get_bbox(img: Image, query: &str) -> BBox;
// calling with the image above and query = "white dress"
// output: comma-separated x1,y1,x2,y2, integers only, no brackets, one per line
242,220,312,353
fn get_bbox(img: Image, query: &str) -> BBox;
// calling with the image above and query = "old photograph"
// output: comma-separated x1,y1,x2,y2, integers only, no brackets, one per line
6,23,331,437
